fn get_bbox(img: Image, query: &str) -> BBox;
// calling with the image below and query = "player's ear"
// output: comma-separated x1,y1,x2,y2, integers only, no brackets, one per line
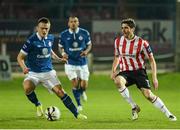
48,23,51,27
68,21,70,27
35,26,38,32
48,23,51,30
76,18,80,26
131,27,135,33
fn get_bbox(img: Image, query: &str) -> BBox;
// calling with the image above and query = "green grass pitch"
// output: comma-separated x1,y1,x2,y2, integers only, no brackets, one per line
0,73,180,129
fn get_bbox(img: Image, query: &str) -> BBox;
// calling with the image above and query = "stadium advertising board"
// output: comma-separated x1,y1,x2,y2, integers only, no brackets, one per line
92,20,174,60
0,21,91,62
0,55,12,80
0,20,174,62
0,21,35,61
0,21,33,44
0,21,91,44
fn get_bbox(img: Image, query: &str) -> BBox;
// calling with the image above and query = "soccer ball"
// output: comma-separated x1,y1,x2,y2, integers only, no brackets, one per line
45,106,61,121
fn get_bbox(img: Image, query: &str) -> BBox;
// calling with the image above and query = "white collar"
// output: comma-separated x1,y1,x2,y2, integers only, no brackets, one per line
36,32,47,40
68,27,79,34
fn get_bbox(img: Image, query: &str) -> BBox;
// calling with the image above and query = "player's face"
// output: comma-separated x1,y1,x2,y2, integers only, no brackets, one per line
68,17,79,31
37,22,50,38
121,23,134,39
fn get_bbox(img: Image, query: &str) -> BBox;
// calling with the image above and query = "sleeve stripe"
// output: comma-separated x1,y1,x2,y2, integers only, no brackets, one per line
114,37,120,56
58,44,63,47
87,41,91,45
20,49,28,55
144,40,149,48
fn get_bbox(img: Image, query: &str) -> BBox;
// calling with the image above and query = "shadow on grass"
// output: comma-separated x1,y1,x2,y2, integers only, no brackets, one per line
0,117,44,122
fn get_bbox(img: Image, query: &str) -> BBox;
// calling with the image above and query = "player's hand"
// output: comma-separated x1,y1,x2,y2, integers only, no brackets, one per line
62,52,68,60
80,51,88,57
153,78,158,90
23,67,30,74
110,71,116,80
58,57,68,64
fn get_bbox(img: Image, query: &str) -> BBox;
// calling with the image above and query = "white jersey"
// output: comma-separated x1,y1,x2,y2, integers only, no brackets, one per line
114,35,153,72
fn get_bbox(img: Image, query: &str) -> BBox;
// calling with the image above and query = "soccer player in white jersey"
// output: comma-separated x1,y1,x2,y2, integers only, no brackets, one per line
111,18,177,121
17,17,87,120
59,16,92,111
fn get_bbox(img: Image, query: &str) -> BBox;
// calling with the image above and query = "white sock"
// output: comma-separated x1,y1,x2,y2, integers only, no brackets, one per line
152,97,172,117
118,87,136,108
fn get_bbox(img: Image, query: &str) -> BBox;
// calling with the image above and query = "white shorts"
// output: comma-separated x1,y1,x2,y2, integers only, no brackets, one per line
65,64,89,81
24,70,61,91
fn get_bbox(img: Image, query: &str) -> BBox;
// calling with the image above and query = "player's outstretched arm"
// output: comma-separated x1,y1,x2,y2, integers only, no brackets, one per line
149,54,158,90
58,47,68,60
111,56,119,80
17,52,29,74
51,50,67,63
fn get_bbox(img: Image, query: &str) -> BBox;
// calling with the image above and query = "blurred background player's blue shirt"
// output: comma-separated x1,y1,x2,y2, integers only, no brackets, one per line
59,27,91,66
20,33,54,72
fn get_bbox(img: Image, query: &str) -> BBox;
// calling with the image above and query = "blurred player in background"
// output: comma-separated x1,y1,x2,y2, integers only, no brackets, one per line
17,17,87,119
58,16,92,111
111,18,177,121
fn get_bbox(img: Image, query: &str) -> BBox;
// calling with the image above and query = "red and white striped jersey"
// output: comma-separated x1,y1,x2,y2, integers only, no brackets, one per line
114,35,153,72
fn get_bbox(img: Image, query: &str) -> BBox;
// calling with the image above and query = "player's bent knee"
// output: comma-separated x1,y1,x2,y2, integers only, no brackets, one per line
24,88,33,95
53,86,65,97
114,76,126,88
143,93,151,101
114,80,120,87
81,80,88,88
71,79,79,88
23,80,35,94
143,89,155,102
56,90,65,97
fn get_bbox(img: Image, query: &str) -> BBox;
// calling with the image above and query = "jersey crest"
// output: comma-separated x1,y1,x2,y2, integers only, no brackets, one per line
79,35,83,40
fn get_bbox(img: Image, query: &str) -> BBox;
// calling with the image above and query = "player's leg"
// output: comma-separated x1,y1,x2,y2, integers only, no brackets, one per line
79,79,88,102
136,69,177,121
43,70,87,119
114,74,139,120
65,64,82,110
141,88,177,121
71,78,83,111
79,65,89,102
23,80,40,106
114,75,137,109
52,85,78,117
23,77,43,117
51,84,87,119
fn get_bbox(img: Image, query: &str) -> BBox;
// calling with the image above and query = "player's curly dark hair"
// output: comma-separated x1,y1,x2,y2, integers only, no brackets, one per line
121,18,136,28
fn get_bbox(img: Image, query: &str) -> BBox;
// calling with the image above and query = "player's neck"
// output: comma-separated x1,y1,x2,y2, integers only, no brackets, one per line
70,28,77,33
127,34,135,40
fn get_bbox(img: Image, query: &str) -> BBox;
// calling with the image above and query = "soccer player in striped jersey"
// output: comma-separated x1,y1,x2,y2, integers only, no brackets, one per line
111,18,177,121
58,16,92,111
17,17,87,120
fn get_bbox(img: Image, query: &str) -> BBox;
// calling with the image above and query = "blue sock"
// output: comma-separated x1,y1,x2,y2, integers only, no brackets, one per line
26,91,41,106
61,94,78,118
72,88,81,106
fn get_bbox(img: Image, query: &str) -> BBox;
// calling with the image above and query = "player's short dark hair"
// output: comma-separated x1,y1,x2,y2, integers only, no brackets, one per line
121,18,136,28
37,17,50,24
68,15,79,21
69,15,77,18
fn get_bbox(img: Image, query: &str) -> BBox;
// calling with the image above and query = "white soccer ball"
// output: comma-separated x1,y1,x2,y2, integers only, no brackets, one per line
45,106,61,121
